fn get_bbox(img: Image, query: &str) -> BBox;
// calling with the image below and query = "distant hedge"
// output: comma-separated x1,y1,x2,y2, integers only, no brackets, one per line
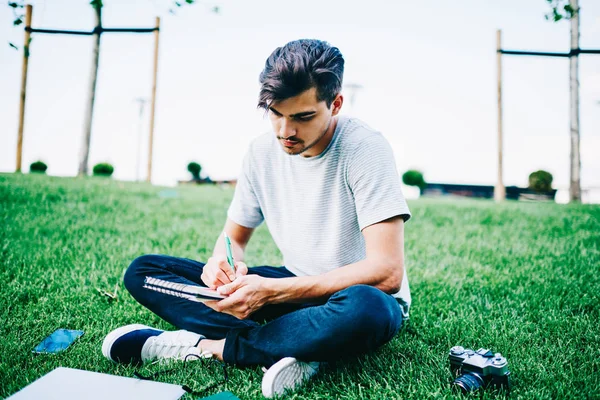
402,170,426,191
187,162,202,180
93,163,114,177
29,161,48,174
528,170,553,193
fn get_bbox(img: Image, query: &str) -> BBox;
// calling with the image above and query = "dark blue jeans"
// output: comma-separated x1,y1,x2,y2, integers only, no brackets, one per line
124,254,404,367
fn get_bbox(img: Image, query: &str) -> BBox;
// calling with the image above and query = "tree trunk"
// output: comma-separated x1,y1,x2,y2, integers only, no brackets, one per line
569,0,581,202
78,5,102,176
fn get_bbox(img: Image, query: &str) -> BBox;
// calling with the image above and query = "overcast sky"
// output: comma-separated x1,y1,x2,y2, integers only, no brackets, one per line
1,0,599,202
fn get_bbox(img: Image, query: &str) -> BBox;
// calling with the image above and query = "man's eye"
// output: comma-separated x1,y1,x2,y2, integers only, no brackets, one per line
298,116,314,122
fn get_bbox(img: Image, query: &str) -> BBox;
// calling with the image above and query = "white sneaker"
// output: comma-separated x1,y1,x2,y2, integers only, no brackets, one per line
142,329,211,362
261,357,320,398
102,324,211,365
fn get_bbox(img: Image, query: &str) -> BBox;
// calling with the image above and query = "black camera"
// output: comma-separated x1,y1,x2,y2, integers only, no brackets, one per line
449,346,510,394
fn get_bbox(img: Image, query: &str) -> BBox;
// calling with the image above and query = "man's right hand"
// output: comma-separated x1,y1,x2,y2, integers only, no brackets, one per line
201,256,248,289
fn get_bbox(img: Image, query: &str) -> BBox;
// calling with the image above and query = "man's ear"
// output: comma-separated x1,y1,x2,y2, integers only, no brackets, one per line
330,94,343,116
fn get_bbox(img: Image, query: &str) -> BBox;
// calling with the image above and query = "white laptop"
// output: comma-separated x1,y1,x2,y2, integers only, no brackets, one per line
7,367,186,400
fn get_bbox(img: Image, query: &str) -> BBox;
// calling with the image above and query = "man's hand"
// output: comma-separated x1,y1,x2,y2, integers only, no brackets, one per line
204,275,272,320
200,256,248,289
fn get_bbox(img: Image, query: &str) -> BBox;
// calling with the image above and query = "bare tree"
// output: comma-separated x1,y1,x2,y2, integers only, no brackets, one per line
7,0,217,177
78,0,103,176
545,0,581,202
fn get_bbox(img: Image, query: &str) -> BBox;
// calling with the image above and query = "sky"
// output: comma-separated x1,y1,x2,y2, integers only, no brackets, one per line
1,0,599,202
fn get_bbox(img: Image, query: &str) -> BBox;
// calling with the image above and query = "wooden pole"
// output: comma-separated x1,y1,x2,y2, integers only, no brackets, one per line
146,17,160,183
494,29,505,202
569,0,581,202
78,5,102,176
16,5,33,173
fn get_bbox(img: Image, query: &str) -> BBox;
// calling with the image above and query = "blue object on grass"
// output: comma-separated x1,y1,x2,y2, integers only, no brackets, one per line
33,329,84,354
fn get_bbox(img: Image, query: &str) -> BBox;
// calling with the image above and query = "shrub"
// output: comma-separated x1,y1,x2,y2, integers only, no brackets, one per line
29,161,48,174
528,170,553,192
402,170,426,191
187,162,202,181
93,163,114,177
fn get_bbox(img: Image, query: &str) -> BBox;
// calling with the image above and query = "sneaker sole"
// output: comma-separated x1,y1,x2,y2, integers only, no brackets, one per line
102,324,154,362
262,357,317,398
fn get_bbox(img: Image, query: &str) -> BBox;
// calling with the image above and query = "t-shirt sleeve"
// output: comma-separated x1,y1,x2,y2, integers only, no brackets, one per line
227,149,264,229
347,134,411,230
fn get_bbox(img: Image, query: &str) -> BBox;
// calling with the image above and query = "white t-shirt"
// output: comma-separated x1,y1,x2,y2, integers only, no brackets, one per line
228,115,412,317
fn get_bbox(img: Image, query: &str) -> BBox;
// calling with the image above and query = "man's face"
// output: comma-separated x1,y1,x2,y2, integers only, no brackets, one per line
268,87,343,157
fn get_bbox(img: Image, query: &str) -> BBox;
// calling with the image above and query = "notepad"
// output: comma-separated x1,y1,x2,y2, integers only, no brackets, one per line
6,367,186,400
143,276,226,302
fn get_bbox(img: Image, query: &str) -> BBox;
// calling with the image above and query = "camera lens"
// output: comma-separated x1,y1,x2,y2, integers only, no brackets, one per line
453,373,484,393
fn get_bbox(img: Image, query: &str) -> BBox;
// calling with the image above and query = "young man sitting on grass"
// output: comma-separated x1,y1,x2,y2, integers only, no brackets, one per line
102,39,412,398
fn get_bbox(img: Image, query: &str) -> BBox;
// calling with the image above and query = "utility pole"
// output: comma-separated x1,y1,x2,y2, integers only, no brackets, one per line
343,83,363,114
495,30,505,202
15,4,32,173
147,17,161,183
134,98,148,182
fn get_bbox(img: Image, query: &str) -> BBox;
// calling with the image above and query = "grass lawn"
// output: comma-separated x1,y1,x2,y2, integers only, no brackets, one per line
1,172,599,399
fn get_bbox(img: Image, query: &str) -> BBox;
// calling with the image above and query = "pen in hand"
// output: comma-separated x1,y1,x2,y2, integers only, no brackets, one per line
223,232,236,278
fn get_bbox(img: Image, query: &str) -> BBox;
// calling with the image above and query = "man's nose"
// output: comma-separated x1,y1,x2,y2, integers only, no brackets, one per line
279,119,296,138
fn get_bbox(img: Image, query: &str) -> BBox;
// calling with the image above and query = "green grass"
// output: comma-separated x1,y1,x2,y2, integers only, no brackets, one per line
1,172,599,399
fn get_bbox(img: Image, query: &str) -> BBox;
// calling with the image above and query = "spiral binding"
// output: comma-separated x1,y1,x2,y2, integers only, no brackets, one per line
143,276,224,302
143,283,204,302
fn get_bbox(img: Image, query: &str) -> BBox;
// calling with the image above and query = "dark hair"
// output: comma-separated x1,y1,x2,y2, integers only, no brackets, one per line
258,39,344,110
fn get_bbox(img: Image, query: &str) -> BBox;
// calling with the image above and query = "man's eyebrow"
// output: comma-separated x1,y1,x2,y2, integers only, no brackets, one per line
269,107,316,118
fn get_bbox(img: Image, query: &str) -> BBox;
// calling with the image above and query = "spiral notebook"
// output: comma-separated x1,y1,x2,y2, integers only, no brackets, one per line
143,276,226,302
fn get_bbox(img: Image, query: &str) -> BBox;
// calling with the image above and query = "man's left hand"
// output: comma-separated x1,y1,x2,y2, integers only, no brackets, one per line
204,275,272,320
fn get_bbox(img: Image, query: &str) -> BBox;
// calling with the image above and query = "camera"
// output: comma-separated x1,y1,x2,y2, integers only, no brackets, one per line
449,346,510,394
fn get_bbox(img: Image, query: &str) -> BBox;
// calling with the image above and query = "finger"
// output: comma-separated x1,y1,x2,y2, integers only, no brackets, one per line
202,270,224,289
215,269,233,285
200,271,210,287
202,259,222,287
217,278,244,295
209,274,229,289
235,261,248,278
214,291,242,310
219,260,237,281
203,300,220,311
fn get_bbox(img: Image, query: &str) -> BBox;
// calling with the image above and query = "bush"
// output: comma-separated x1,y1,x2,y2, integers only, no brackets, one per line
93,163,114,177
187,162,202,180
29,161,47,174
402,170,426,191
528,170,553,192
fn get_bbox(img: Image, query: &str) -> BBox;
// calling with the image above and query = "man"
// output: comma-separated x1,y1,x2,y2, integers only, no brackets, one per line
102,39,411,397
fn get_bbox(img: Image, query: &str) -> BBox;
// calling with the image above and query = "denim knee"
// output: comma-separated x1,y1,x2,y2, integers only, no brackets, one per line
334,285,403,340
123,254,155,294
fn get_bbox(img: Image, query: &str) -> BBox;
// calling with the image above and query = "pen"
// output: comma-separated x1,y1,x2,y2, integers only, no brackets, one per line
223,232,236,275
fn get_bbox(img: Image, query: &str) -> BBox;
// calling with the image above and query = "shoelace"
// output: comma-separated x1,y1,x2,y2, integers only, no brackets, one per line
147,338,205,360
